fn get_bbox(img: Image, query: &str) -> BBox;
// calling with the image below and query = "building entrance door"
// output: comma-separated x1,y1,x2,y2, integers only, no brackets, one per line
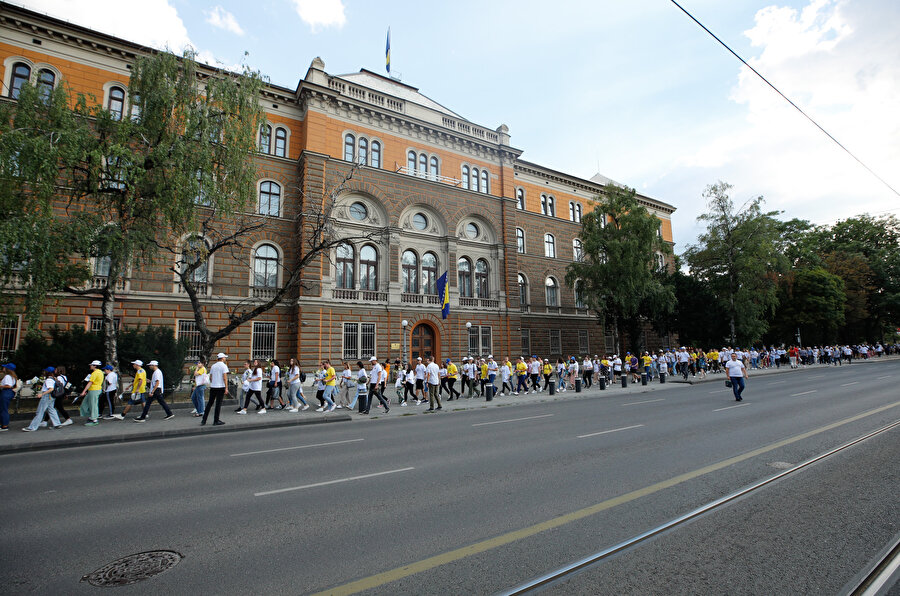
410,323,436,362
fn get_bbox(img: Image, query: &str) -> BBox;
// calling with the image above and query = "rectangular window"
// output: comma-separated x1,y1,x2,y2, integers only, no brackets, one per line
521,328,530,356
468,326,479,356
467,325,492,356
0,316,21,361
177,320,202,360
578,329,589,354
343,322,377,360
251,321,276,361
480,326,492,357
549,329,561,355
89,317,121,334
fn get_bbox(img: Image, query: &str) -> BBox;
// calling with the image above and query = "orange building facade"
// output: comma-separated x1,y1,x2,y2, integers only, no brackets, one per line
0,4,676,368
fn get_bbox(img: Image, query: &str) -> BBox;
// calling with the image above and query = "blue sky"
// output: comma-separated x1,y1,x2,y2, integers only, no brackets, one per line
16,0,900,250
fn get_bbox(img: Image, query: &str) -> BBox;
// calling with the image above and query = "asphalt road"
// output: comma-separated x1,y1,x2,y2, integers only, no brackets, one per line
2,359,898,595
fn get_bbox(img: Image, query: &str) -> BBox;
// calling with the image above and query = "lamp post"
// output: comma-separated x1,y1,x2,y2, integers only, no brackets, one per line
401,319,409,367
465,321,472,358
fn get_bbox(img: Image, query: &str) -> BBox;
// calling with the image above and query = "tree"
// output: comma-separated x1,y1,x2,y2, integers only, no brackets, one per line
0,50,265,367
821,252,873,343
567,183,673,355
665,267,730,348
769,267,846,345
684,182,785,345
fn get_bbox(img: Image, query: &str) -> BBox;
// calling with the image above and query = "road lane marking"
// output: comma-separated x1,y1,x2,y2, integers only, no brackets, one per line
791,390,818,397
313,401,900,596
255,467,414,497
709,390,731,394
577,424,645,439
472,414,554,427
877,375,892,380
840,382,860,387
808,375,825,379
714,403,751,412
231,438,364,457
767,381,786,385
621,399,665,406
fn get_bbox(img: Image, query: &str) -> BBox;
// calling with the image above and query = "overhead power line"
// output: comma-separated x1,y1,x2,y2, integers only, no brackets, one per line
670,0,900,199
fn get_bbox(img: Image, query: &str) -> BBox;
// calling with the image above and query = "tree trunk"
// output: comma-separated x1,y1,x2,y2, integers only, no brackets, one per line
101,256,122,368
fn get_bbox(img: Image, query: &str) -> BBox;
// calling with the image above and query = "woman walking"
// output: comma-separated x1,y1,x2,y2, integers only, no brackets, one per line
285,358,309,412
23,367,62,431
236,359,265,415
190,358,207,418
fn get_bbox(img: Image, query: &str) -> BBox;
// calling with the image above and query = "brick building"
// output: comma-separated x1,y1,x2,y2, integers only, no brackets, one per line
0,4,676,368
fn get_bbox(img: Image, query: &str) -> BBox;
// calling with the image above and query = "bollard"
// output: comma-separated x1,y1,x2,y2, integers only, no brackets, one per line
549,382,556,395
599,376,606,390
641,373,648,386
485,384,493,402
621,374,627,388
660,372,666,384
575,378,582,393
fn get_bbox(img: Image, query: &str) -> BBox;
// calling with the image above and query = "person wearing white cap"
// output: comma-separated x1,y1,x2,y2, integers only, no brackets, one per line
78,360,104,426
116,360,146,420
134,360,174,422
414,357,426,405
202,353,229,426
360,357,389,414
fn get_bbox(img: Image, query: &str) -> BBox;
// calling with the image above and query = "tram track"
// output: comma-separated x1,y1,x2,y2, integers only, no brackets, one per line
501,418,900,595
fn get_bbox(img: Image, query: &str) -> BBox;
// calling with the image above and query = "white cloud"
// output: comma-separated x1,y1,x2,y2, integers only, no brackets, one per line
205,5,244,36
667,0,900,244
18,0,191,51
292,0,346,31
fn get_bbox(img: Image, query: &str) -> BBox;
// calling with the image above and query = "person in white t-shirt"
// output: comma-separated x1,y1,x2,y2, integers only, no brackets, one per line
414,358,427,404
100,364,119,419
424,356,442,411
203,353,230,426
725,352,748,402
23,366,62,431
135,360,174,421
237,360,265,415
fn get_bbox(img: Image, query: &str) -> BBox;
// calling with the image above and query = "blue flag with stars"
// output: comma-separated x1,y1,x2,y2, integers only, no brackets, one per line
436,271,449,319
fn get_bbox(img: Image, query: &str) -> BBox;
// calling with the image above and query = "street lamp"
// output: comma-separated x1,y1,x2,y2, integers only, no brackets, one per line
465,321,471,358
401,320,409,367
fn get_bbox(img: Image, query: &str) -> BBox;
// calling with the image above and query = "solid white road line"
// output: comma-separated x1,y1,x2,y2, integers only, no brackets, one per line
255,467,415,497
231,438,364,457
840,382,860,387
767,381,786,385
714,403,751,412
577,424,645,439
622,399,665,406
877,375,892,380
791,390,818,397
808,375,825,379
472,414,554,427
709,390,731,394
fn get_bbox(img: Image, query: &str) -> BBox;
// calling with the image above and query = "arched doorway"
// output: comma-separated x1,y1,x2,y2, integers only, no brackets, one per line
410,322,438,362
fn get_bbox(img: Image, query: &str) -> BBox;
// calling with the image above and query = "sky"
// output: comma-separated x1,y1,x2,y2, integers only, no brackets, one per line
12,0,900,251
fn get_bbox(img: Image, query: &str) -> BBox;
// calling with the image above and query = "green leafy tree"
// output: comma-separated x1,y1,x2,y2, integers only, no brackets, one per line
684,182,785,345
770,267,846,345
665,267,730,348
566,183,673,355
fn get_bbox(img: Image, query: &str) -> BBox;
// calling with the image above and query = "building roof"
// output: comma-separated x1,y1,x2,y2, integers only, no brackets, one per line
589,172,627,188
336,69,465,120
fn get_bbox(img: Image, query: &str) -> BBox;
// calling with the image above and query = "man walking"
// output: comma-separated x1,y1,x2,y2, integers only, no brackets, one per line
202,352,229,426
78,360,104,426
424,356,442,411
134,360,174,422
725,352,749,402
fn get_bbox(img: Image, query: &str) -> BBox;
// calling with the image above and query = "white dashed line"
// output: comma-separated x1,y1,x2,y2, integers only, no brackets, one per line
791,390,818,397
472,414,554,427
255,467,415,497
231,438,364,457
577,424,645,439
840,382,859,387
714,403,751,412
621,399,665,406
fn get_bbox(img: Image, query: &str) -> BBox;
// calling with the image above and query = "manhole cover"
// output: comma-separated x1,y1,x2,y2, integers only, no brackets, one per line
81,551,183,587
768,461,794,469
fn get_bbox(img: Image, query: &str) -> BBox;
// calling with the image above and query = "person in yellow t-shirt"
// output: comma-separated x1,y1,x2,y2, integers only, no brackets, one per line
446,359,460,400
515,357,528,395
78,360,104,425
191,358,208,418
117,360,147,420
322,359,337,412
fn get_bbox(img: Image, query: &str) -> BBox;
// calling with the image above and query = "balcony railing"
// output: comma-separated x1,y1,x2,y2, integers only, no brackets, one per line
90,276,127,292
175,282,208,296
459,297,500,309
519,303,530,313
251,286,280,300
395,166,462,186
333,288,388,302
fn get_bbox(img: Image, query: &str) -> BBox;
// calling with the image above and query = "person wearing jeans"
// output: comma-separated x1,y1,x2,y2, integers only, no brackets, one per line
202,353,229,426
190,358,207,418
23,367,62,431
725,352,748,402
135,360,174,421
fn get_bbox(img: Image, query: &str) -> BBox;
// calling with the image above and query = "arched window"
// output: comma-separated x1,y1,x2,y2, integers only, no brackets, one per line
576,203,583,222
470,168,479,192
274,127,287,157
429,156,439,180
36,69,55,102
336,243,355,289
516,228,525,254
655,252,666,272
569,202,576,222
475,259,489,298
418,153,428,178
407,150,417,173
129,92,142,121
108,86,125,121
517,274,528,308
344,134,356,162
259,125,272,154
9,62,30,99
461,166,470,190
516,188,525,210
401,250,418,294
183,237,208,283
359,245,379,291
259,181,281,216
480,170,488,193
574,280,586,309
370,141,381,168
94,255,111,277
422,252,438,295
545,277,559,307
544,233,556,258
541,194,548,216
573,238,584,262
547,195,555,217
254,244,279,288
457,257,472,297
357,137,368,165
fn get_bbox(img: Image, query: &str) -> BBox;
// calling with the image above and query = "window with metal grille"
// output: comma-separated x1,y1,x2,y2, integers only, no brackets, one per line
177,320,202,360
343,323,358,360
251,322,276,360
578,329,589,354
0,316,20,361
549,329,561,354
480,326,492,356
360,323,376,359
521,328,530,356
467,325,491,356
343,322,376,360
468,326,479,356
89,317,121,334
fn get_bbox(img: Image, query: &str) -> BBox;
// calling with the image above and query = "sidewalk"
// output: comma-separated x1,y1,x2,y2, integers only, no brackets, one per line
3,356,895,454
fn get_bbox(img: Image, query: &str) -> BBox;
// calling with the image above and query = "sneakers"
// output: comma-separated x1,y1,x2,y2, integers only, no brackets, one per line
315,407,325,412
257,408,267,414
39,421,48,428
190,409,198,414
60,418,74,426
326,405,336,412
288,407,299,413
133,417,146,423
236,409,247,415
513,392,519,395
112,413,124,420
22,427,36,432
213,420,225,426
301,405,310,411
103,415,116,420
164,413,175,420
401,402,408,407
85,420,99,426
499,393,505,397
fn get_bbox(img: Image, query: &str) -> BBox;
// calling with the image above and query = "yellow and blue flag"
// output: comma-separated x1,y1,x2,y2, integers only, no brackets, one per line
385,28,391,74
436,271,449,319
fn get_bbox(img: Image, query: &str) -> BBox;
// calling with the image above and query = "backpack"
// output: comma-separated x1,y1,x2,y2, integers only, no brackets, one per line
52,376,67,399
299,371,306,383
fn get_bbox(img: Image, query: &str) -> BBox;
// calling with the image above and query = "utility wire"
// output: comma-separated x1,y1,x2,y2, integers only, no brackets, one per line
670,0,900,199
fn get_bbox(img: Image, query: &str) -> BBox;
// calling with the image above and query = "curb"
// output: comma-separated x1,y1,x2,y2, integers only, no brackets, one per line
0,412,353,455
669,356,900,385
